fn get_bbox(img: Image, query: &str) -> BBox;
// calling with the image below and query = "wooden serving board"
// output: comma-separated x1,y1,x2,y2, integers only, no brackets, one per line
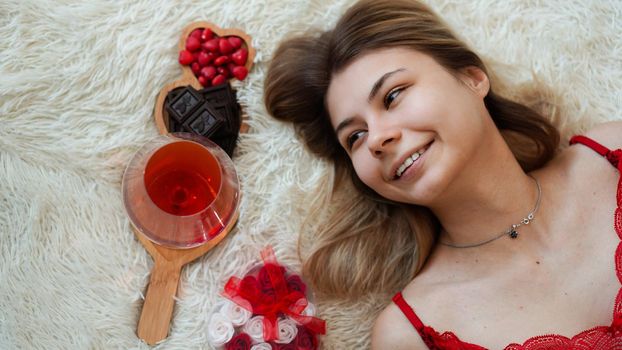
136,21,253,346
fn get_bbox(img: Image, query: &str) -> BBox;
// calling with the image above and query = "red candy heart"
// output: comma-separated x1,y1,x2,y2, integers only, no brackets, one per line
212,74,226,86
185,36,201,52
228,36,242,49
213,55,229,66
198,75,208,87
197,51,211,66
191,62,201,74
201,28,213,41
218,37,234,55
201,66,217,80
231,48,248,66
232,66,248,81
203,38,220,53
178,23,253,87
178,50,194,65
190,28,202,40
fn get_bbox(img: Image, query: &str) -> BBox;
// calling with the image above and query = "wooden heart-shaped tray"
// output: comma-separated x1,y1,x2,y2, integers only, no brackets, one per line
153,21,255,135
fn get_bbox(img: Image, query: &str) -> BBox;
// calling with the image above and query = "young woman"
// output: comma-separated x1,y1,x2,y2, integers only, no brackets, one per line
264,0,622,348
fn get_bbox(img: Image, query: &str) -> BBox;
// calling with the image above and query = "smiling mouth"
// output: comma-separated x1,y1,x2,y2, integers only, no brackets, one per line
394,142,432,179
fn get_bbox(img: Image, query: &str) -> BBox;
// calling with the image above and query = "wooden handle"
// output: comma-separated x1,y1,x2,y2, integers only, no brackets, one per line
137,260,182,345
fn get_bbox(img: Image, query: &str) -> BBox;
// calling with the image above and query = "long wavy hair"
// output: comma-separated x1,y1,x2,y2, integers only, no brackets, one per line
264,0,559,298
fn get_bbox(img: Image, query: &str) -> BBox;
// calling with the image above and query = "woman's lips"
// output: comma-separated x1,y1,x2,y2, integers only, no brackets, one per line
393,141,433,181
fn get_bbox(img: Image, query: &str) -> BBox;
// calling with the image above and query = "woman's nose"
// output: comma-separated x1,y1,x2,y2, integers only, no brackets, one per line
367,124,401,157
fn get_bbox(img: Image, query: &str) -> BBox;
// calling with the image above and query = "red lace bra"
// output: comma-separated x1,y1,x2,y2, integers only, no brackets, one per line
393,135,622,349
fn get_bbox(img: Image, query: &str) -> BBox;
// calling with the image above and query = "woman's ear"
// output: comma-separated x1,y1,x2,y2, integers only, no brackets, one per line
459,66,490,97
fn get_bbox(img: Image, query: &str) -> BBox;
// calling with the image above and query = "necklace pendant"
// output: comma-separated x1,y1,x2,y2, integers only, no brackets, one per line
509,228,519,239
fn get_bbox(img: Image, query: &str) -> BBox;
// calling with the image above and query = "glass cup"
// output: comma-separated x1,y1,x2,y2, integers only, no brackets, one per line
122,132,240,248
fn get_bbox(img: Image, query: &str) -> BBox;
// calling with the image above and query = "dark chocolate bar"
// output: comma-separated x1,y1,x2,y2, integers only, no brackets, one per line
164,82,242,157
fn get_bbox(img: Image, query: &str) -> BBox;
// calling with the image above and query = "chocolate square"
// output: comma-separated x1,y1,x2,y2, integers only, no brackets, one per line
183,103,225,138
168,86,203,124
200,84,235,106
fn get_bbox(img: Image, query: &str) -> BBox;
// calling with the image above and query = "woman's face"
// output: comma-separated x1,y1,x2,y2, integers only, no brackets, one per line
326,47,490,205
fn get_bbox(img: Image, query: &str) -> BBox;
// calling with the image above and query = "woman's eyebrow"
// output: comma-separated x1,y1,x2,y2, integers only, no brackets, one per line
334,117,354,138
368,68,406,102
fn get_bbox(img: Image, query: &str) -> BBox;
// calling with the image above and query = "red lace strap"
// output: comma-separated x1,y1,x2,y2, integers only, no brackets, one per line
392,292,427,336
570,135,622,207
570,135,622,170
392,293,487,349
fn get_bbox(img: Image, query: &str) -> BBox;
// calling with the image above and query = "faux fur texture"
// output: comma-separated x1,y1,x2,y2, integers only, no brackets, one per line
1,0,620,349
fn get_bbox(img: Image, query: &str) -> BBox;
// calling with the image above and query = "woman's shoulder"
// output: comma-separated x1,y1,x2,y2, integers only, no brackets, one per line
371,271,455,350
547,120,622,175
580,120,622,150
371,298,428,350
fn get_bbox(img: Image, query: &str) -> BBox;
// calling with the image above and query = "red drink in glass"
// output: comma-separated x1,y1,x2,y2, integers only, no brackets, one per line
123,134,239,248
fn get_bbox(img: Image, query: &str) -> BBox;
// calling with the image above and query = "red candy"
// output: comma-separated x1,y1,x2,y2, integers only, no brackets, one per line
201,66,217,80
198,75,208,87
212,74,226,86
232,66,248,81
186,36,201,52
203,38,220,53
191,62,201,74
190,29,203,40
213,55,229,66
228,36,242,49
218,37,234,55
178,26,251,87
197,51,211,66
231,48,248,66
201,28,214,41
178,50,194,65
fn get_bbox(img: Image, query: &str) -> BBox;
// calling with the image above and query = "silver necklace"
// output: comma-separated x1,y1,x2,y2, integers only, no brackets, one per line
438,175,542,249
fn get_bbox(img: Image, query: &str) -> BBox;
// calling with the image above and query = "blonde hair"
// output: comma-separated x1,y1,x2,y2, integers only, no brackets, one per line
264,0,559,298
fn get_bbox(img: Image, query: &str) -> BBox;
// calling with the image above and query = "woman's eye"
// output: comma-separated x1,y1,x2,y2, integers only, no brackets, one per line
346,130,366,149
383,87,404,109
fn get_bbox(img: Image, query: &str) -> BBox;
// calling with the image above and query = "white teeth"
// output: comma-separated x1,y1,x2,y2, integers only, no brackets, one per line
396,150,424,178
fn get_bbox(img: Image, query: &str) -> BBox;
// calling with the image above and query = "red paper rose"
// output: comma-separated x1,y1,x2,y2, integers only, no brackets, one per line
270,342,296,350
259,264,285,292
295,326,318,350
226,333,252,350
239,275,261,309
286,275,307,295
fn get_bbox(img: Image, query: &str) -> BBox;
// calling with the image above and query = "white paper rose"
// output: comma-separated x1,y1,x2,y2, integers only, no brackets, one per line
221,299,252,326
207,312,234,347
243,315,265,343
250,342,273,350
275,317,298,344
302,302,316,317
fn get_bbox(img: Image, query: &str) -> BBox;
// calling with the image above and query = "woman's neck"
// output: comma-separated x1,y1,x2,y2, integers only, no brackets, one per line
429,133,543,251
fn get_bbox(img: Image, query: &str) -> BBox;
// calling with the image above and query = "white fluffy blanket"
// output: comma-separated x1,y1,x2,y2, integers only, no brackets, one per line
1,0,620,349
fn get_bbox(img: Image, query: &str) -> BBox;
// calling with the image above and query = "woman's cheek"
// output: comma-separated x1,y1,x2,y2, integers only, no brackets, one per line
352,156,380,189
